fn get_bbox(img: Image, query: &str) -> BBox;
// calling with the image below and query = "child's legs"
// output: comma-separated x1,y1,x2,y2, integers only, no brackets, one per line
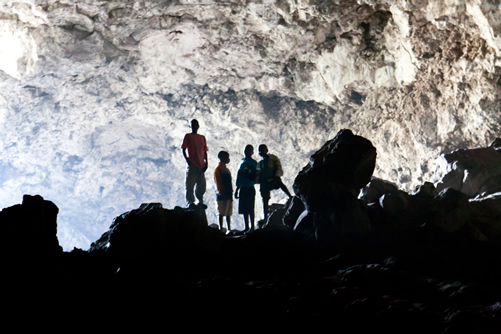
260,187,270,219
280,182,292,198
249,212,255,230
240,186,256,230
262,196,269,219
219,215,231,230
217,200,233,230
218,215,224,230
243,214,249,230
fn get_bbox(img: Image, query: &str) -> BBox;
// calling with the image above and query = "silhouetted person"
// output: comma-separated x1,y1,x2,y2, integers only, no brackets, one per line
235,145,258,233
214,151,233,232
181,119,208,208
258,144,292,219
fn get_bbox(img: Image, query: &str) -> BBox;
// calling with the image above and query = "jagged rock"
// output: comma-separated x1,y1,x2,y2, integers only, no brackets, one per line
359,178,437,243
253,198,306,253
0,194,62,255
359,177,401,205
263,200,291,231
359,175,501,243
293,188,372,247
432,139,501,198
292,130,375,245
282,196,305,229
431,188,471,234
89,203,223,270
491,138,501,150
411,182,437,199
292,195,370,248
293,210,314,240
467,196,501,243
294,129,377,209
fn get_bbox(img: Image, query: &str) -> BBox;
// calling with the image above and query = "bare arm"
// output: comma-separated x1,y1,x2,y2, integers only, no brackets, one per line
203,151,208,172
182,148,191,166
214,168,223,195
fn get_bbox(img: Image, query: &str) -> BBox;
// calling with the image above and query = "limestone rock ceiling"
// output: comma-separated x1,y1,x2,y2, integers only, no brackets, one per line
1,0,501,250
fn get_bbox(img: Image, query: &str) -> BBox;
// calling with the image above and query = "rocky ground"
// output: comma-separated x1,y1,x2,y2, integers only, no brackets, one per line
4,131,501,332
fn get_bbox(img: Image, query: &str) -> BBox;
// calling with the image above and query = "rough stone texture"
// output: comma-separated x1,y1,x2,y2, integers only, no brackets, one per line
432,138,501,197
2,1,501,249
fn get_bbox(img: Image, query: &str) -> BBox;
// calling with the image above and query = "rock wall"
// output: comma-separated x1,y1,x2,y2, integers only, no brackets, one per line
1,1,501,249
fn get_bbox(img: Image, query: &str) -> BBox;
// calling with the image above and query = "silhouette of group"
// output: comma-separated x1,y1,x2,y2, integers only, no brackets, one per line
181,119,292,233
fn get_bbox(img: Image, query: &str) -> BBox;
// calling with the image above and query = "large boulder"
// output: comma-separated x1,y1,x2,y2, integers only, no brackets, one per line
292,130,376,246
0,194,62,255
89,203,223,271
294,129,377,210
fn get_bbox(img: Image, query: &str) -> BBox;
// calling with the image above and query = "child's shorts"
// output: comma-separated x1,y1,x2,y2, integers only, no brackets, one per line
217,200,233,216
238,186,255,214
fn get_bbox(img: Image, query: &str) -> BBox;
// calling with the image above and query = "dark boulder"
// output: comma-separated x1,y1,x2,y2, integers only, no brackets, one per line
292,130,376,246
0,194,62,255
466,194,501,242
294,129,377,210
89,203,223,272
361,178,501,243
282,196,305,229
359,177,401,205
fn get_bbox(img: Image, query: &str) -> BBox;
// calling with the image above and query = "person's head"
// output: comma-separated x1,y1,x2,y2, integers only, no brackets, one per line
218,151,230,164
190,119,199,133
258,144,268,157
244,145,254,158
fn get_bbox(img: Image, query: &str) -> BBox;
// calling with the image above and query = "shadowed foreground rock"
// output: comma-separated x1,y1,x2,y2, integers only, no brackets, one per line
4,134,501,332
0,194,61,257
292,129,376,245
88,202,225,276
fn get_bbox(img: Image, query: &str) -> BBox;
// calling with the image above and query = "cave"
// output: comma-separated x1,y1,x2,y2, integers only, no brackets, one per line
2,1,501,331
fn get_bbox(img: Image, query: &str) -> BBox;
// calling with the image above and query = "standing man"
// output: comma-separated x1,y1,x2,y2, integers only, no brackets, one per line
258,144,292,219
181,119,208,208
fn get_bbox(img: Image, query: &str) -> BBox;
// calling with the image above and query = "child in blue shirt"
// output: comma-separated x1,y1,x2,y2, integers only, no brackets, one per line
234,145,258,233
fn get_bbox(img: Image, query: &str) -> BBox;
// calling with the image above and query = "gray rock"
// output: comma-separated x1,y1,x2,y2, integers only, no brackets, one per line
432,144,501,198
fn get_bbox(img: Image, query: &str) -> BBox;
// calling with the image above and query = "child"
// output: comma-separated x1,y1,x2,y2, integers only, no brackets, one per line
214,151,233,232
258,144,292,219
234,145,258,233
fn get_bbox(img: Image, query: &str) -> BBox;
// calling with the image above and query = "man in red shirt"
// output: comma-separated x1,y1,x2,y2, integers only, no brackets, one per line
181,119,208,207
